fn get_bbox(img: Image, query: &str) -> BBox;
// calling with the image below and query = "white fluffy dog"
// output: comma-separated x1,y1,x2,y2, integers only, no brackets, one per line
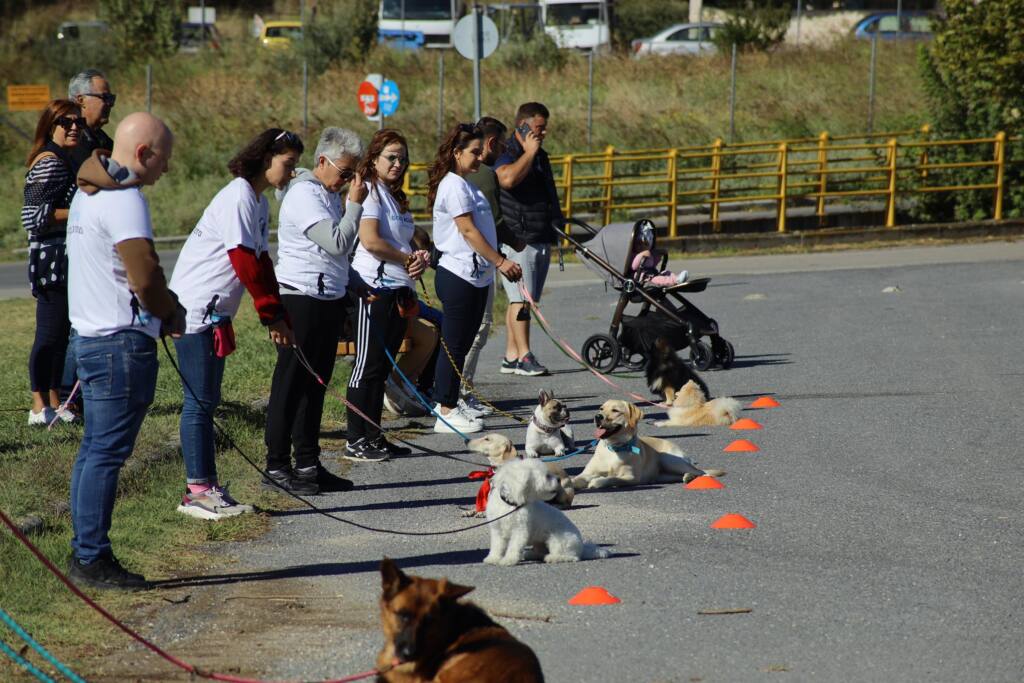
484,459,608,567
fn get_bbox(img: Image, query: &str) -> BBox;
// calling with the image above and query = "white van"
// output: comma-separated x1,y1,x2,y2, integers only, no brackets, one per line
539,0,610,50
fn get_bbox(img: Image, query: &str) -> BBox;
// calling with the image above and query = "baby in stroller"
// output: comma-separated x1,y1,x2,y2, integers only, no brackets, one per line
630,220,687,288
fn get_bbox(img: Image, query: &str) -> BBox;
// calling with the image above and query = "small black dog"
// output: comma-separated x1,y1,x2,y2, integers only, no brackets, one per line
645,337,710,403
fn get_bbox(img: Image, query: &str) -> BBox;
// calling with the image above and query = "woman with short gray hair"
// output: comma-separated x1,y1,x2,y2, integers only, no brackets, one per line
263,127,368,496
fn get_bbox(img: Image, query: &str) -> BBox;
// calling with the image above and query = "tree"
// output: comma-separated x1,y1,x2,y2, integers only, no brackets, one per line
100,0,181,62
299,0,378,73
917,0,1024,220
612,0,690,52
710,1,790,53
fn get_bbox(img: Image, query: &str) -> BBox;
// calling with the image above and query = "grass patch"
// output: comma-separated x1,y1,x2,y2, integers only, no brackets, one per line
0,299,353,673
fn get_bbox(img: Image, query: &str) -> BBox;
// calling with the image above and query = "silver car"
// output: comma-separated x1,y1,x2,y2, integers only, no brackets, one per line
632,22,722,56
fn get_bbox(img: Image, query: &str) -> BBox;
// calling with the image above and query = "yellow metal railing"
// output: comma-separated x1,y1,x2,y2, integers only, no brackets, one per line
404,126,1015,234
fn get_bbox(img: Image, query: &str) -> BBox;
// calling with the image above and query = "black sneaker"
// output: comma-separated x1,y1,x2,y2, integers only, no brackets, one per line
261,468,293,493
316,464,354,493
370,434,411,457
69,554,151,591
500,357,519,374
515,352,549,377
291,466,321,495
343,437,391,462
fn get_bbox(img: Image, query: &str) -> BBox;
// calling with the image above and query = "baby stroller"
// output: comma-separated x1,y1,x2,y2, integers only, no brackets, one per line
557,218,735,372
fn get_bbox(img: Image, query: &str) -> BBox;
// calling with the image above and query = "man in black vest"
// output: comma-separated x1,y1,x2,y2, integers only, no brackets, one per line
68,69,116,170
494,102,563,377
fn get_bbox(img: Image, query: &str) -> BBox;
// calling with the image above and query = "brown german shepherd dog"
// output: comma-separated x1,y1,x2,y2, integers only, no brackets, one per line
376,559,545,682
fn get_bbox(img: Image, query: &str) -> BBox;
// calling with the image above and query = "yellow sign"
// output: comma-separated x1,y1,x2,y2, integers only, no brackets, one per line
7,85,52,112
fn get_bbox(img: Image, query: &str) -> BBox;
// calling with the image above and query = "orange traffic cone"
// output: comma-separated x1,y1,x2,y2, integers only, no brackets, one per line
750,396,780,409
685,476,724,490
724,439,760,452
730,418,763,430
711,513,756,529
568,586,621,605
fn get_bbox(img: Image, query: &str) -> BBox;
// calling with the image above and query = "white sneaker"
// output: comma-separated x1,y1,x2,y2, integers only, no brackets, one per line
55,408,80,424
432,404,483,434
676,270,689,284
461,395,494,416
383,392,400,416
28,407,57,426
176,485,254,521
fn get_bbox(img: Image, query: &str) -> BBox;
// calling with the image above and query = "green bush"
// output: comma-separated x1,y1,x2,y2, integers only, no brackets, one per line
99,0,181,62
612,0,690,51
711,1,790,53
493,32,567,72
298,0,378,73
916,0,1024,221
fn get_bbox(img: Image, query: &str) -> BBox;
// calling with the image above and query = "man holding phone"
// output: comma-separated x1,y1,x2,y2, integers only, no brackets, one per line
494,102,563,377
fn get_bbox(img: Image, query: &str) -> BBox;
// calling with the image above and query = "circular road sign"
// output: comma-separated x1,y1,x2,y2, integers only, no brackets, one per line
357,80,379,117
453,13,499,60
379,79,400,118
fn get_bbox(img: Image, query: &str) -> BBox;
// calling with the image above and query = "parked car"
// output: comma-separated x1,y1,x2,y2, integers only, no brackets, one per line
56,20,110,41
176,22,222,53
853,12,934,40
632,23,722,56
260,20,303,48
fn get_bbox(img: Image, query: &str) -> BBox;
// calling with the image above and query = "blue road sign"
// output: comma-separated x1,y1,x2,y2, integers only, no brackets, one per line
379,79,400,118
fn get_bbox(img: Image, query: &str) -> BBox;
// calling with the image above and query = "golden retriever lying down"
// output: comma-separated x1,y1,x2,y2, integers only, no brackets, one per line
655,380,741,427
573,399,725,490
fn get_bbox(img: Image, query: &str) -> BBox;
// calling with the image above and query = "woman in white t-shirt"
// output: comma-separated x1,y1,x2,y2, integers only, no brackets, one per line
168,128,300,520
426,123,522,435
344,129,430,461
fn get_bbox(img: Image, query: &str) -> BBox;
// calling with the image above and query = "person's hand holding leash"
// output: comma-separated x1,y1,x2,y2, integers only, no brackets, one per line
268,319,294,347
497,256,522,282
406,250,430,279
347,171,367,204
162,303,187,339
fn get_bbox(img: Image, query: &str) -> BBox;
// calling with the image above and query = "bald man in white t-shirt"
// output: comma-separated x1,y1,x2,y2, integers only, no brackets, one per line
66,112,184,591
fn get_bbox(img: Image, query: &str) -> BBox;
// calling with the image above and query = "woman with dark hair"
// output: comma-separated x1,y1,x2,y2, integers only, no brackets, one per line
344,129,430,460
167,128,300,519
22,99,84,426
427,123,521,435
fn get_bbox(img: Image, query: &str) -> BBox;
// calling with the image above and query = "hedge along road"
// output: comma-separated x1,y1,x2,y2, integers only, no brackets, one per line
49,239,1024,682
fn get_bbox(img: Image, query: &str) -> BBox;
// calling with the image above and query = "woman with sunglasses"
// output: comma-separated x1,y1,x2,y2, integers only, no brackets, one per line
263,127,367,495
168,128,301,518
21,99,84,426
345,129,430,460
426,123,522,435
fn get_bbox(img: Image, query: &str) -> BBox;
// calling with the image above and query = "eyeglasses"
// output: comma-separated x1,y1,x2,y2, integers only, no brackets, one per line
381,153,408,166
323,156,355,182
54,115,85,132
82,92,116,107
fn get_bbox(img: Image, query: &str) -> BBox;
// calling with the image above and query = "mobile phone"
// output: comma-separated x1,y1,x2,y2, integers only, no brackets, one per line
516,122,532,140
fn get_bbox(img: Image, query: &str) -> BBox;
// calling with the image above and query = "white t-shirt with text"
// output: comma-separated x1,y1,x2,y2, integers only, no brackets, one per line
433,172,496,287
169,178,270,334
67,186,162,338
350,181,415,290
275,178,348,299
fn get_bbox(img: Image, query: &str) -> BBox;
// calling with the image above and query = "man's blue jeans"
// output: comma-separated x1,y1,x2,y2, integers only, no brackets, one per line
173,328,224,485
70,330,158,564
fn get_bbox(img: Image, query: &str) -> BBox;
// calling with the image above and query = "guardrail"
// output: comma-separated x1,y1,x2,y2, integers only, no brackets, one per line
404,126,1019,234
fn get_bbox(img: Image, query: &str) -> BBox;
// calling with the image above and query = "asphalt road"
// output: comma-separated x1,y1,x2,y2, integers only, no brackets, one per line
78,242,1023,682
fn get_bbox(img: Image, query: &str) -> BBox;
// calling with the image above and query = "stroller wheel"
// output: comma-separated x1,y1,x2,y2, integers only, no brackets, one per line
620,349,647,371
713,338,735,370
689,341,715,372
582,334,620,372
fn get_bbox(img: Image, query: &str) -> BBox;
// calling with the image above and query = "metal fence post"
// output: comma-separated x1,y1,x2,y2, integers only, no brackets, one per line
994,131,1006,221
145,64,152,112
816,131,829,221
563,154,574,220
867,34,878,134
587,50,594,150
777,143,788,233
437,52,445,143
918,123,931,179
729,43,738,143
667,148,679,237
602,145,615,226
302,60,309,137
885,138,898,227
710,138,723,231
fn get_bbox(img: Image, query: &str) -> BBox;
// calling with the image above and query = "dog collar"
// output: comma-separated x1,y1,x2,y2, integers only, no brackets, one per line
609,437,642,455
499,491,520,507
531,416,565,434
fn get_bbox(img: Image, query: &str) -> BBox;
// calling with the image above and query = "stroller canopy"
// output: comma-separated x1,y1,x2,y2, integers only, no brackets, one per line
577,221,636,288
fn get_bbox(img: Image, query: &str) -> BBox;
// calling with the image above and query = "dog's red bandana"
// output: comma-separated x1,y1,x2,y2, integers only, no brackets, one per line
467,468,495,513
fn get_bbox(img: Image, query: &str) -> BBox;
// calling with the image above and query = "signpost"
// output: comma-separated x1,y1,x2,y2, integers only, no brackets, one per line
6,85,51,112
357,79,379,117
379,79,401,118
453,6,499,121
358,74,400,129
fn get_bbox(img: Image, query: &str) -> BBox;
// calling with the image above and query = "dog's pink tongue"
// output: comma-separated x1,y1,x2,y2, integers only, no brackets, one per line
594,426,607,439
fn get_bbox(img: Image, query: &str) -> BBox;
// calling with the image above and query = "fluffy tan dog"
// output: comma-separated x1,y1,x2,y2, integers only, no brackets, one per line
573,399,725,490
467,433,575,510
655,380,741,427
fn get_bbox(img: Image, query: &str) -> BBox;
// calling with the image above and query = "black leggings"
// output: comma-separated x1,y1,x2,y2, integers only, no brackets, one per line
29,287,70,394
346,289,407,443
433,267,490,409
265,294,346,471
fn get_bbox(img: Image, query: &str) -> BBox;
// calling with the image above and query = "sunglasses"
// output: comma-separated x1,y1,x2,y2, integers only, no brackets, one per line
324,156,355,182
82,92,116,107
381,153,408,166
54,115,85,132
274,130,301,146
